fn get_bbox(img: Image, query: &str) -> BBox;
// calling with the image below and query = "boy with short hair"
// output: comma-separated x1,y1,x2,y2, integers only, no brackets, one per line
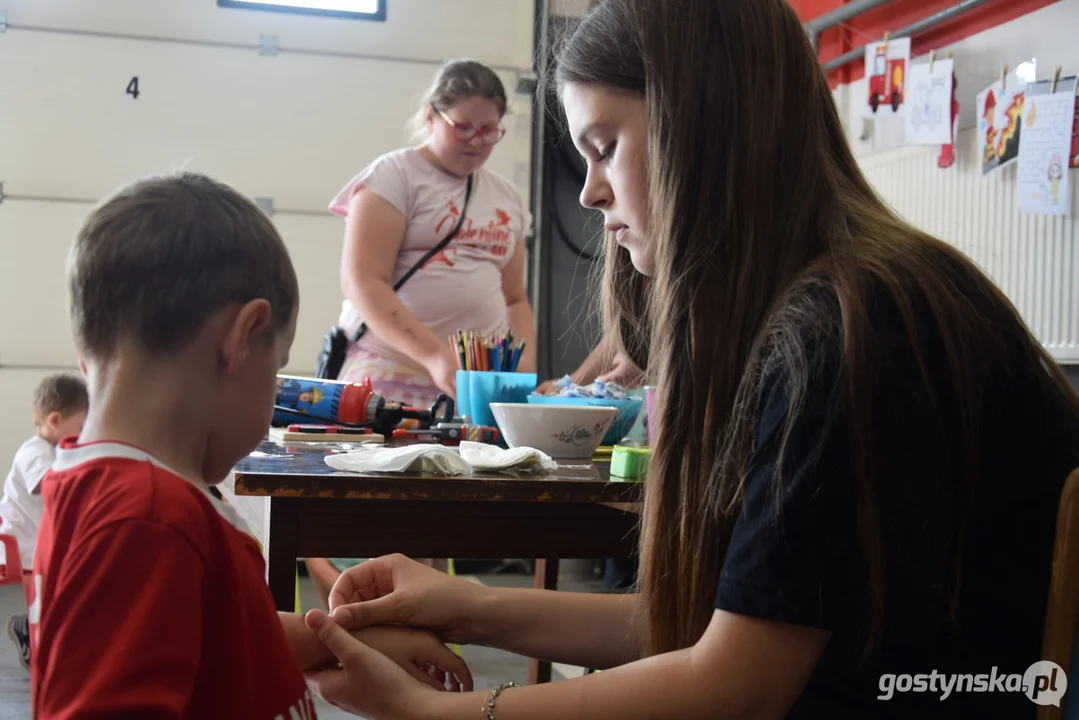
2,373,88,669
32,173,469,718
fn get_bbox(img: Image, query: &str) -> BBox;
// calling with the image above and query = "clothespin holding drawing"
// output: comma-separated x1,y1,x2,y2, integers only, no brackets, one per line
929,49,936,73
1051,66,1062,94
946,51,954,60
1002,64,1008,91
883,31,891,48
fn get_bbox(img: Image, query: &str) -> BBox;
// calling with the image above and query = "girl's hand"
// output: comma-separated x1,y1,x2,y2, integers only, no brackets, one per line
534,379,562,395
328,554,488,646
304,610,438,720
424,348,459,400
353,625,473,692
596,352,644,388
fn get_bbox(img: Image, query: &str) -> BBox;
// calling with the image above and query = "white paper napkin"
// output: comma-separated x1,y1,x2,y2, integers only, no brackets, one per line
324,444,471,475
323,441,557,475
458,441,557,472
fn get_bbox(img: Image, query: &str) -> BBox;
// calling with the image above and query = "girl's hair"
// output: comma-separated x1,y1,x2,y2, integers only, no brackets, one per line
409,59,508,141
556,0,1079,662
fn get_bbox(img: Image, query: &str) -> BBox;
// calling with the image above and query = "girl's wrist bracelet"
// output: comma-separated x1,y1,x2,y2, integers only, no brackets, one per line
482,682,517,719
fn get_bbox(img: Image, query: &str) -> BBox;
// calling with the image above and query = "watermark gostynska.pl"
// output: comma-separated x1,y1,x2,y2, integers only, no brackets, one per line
878,661,1067,706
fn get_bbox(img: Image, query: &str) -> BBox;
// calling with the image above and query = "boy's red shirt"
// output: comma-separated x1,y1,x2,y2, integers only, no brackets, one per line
30,440,317,720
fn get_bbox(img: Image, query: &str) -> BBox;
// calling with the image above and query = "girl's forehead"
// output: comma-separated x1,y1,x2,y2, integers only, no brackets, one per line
444,96,502,124
561,84,643,139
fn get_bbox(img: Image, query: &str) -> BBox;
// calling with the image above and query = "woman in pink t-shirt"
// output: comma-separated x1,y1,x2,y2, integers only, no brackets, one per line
328,60,536,409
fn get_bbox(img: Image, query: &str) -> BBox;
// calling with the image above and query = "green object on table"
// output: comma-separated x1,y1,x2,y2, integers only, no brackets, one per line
610,445,651,481
592,446,614,461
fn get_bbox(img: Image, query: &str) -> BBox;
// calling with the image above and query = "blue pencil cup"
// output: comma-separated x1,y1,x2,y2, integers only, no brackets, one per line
456,371,537,430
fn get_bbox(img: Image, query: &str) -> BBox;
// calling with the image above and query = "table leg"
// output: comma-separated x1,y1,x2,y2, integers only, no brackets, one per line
527,558,560,684
268,498,300,611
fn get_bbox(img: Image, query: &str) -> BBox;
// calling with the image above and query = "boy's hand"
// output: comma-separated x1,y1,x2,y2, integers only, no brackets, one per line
282,612,471,691
304,611,447,719
352,625,473,692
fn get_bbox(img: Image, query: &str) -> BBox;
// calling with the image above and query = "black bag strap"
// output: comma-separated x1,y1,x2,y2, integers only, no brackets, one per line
351,174,474,343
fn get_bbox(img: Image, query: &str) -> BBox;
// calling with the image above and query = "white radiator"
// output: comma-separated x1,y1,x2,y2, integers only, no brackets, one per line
860,126,1079,363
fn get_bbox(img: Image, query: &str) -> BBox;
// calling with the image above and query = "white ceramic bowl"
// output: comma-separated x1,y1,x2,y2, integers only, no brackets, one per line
489,403,617,459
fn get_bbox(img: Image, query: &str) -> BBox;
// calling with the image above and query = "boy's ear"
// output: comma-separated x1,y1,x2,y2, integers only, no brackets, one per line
45,410,63,430
221,299,273,375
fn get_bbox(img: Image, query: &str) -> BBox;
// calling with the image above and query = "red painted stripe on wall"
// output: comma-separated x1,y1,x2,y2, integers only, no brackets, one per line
789,0,1060,88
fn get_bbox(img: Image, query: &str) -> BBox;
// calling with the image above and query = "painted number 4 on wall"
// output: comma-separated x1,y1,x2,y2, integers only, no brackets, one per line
126,76,140,99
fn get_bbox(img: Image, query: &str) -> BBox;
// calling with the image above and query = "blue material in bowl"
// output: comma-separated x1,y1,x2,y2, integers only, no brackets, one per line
527,394,644,446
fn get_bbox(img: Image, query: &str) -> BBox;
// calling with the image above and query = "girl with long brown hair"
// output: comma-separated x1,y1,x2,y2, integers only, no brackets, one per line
294,1,1079,718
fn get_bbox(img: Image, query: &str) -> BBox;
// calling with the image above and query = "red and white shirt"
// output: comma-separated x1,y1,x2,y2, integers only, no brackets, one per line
31,441,317,720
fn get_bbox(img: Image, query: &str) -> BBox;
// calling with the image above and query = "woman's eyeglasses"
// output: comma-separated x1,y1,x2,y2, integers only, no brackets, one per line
435,107,507,145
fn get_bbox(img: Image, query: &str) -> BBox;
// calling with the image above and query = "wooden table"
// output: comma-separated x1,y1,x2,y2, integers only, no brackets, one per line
219,439,643,683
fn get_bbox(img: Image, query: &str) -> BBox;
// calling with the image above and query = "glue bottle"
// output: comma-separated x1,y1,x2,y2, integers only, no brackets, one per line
272,375,382,427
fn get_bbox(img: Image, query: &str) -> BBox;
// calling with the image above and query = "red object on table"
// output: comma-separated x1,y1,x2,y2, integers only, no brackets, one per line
392,425,501,446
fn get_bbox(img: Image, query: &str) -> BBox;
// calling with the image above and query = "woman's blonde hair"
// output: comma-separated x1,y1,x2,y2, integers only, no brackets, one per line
408,59,508,141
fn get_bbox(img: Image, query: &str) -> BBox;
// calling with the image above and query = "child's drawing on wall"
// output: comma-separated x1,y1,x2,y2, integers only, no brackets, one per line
1048,153,1064,206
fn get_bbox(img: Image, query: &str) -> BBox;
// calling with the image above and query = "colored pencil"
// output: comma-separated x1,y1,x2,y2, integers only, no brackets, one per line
449,330,527,372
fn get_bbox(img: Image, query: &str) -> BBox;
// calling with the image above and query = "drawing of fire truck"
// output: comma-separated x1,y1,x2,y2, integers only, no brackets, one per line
867,42,906,113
